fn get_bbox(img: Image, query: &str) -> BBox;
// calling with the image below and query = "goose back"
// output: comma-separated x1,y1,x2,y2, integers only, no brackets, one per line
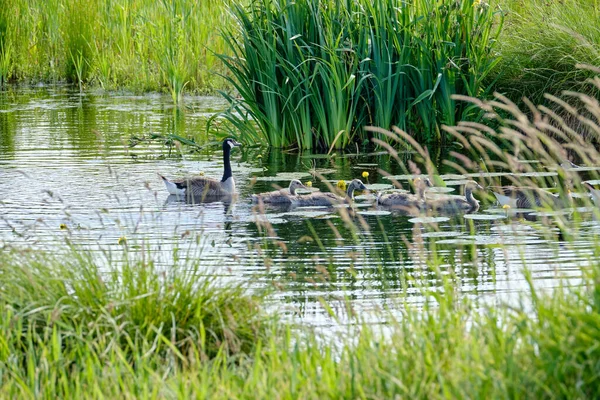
425,181,481,213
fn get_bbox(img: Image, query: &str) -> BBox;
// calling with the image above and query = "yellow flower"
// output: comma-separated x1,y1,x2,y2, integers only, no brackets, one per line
257,154,263,159
306,181,312,187
199,171,205,176
502,204,511,209
362,171,369,179
59,223,67,230
337,180,347,191
118,236,127,245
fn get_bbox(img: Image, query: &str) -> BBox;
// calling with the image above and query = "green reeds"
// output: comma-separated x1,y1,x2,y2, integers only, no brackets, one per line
0,0,231,97
219,0,503,150
494,0,600,103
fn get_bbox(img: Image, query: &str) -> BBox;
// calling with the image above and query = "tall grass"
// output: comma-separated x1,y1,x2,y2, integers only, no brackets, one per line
493,0,600,104
218,0,503,150
0,0,231,97
2,243,600,396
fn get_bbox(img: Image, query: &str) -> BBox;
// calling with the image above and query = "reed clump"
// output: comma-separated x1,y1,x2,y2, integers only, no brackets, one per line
0,247,270,374
218,0,503,150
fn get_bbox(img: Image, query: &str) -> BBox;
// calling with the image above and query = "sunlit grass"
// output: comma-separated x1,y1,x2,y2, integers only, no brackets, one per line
493,0,600,104
0,0,231,97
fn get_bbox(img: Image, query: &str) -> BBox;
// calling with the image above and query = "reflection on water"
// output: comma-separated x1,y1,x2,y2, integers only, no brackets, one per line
0,88,597,326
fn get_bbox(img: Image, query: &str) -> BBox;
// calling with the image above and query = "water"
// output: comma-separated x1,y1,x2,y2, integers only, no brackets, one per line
1,87,597,326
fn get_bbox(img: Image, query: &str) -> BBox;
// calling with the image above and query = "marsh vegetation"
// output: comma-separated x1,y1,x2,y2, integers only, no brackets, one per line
2,0,600,397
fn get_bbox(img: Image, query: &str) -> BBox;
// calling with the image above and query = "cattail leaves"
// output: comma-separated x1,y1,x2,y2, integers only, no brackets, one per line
219,0,503,150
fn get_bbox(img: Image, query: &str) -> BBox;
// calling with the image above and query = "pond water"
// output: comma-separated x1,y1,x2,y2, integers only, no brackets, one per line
1,88,598,326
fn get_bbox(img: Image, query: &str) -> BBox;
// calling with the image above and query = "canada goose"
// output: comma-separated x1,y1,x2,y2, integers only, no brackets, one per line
490,186,568,209
584,182,600,205
377,177,433,208
425,181,483,213
252,179,308,204
159,138,241,198
292,179,367,207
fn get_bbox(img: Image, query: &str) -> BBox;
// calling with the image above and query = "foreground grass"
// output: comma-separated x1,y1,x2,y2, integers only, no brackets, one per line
1,245,600,398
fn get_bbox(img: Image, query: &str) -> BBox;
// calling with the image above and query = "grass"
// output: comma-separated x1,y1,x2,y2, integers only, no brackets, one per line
217,0,503,149
493,0,600,104
2,242,600,397
0,0,231,98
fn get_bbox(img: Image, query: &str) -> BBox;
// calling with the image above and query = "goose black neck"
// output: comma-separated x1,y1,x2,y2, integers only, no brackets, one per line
221,143,232,182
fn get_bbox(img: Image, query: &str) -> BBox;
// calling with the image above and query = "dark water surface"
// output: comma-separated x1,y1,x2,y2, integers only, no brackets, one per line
1,88,597,326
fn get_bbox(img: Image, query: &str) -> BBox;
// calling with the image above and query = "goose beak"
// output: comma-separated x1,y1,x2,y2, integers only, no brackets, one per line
232,140,242,147
476,183,484,191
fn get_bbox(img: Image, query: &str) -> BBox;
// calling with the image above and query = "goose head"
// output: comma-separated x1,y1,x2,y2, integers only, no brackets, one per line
347,179,368,198
288,179,308,195
223,138,241,150
465,180,484,192
413,177,433,199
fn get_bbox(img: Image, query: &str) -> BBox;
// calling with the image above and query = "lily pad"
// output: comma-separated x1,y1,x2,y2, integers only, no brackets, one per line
527,209,573,218
464,172,511,178
516,159,541,164
439,174,466,180
310,168,338,176
357,210,392,216
463,214,508,220
561,166,600,172
513,171,558,177
443,180,471,186
408,216,450,224
383,174,423,181
421,231,464,238
233,166,264,173
365,183,394,191
282,210,333,218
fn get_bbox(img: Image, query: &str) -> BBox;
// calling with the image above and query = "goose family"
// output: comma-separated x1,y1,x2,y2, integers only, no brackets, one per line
377,177,432,208
157,143,592,216
291,179,367,207
159,138,241,198
252,179,308,205
424,181,483,213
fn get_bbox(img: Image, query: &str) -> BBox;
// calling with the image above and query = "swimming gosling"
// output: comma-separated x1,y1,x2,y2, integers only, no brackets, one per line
159,138,241,197
252,179,308,205
377,177,433,208
425,181,483,213
292,179,367,207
